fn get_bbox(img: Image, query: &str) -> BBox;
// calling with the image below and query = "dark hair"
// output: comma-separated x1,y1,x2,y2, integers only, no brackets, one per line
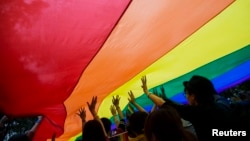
82,120,106,141
8,134,30,141
183,75,216,104
118,119,126,131
101,117,111,135
144,107,197,141
127,111,148,135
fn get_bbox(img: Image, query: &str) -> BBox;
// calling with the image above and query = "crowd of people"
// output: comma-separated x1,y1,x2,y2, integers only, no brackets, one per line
0,115,55,141
76,75,250,141
1,75,250,141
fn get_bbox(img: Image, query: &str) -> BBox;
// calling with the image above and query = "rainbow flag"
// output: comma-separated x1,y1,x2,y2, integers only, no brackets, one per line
2,0,250,140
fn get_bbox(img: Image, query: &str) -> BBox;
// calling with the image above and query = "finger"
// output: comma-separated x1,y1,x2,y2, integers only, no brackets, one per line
129,90,132,96
141,77,144,83
128,92,130,97
91,97,96,105
94,96,97,104
78,108,82,113
142,76,146,82
130,91,134,98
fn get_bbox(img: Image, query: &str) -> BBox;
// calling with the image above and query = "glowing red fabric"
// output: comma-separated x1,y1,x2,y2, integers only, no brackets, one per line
0,0,130,140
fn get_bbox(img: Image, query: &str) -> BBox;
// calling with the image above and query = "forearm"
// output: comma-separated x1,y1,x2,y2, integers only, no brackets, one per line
160,99,195,121
131,102,148,113
26,116,43,139
29,116,42,132
128,104,135,113
81,121,86,131
115,106,124,120
147,93,165,107
96,115,108,137
91,111,108,137
81,118,86,129
112,114,120,127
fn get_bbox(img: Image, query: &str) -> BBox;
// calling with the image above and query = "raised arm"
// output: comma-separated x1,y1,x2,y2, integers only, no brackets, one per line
141,76,165,107
128,103,135,114
110,105,120,127
87,96,108,137
77,107,86,127
26,116,43,140
128,90,148,113
141,76,197,121
112,95,124,120
125,103,134,120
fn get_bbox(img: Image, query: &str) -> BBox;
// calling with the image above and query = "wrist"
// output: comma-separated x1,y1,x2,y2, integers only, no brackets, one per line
94,115,99,119
147,92,152,97
92,112,99,118
130,101,136,104
91,111,97,115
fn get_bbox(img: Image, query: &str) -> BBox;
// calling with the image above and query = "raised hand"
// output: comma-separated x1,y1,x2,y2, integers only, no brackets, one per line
112,95,121,107
141,76,150,95
87,96,98,115
128,90,136,104
77,107,86,122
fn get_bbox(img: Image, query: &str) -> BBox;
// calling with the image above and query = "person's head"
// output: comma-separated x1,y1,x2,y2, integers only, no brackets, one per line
144,107,183,141
183,75,216,105
127,111,148,137
82,120,106,141
118,119,126,131
101,117,112,135
144,106,197,141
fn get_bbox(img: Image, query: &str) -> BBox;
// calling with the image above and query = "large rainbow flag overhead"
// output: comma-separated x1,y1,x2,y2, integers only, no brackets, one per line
0,0,250,140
